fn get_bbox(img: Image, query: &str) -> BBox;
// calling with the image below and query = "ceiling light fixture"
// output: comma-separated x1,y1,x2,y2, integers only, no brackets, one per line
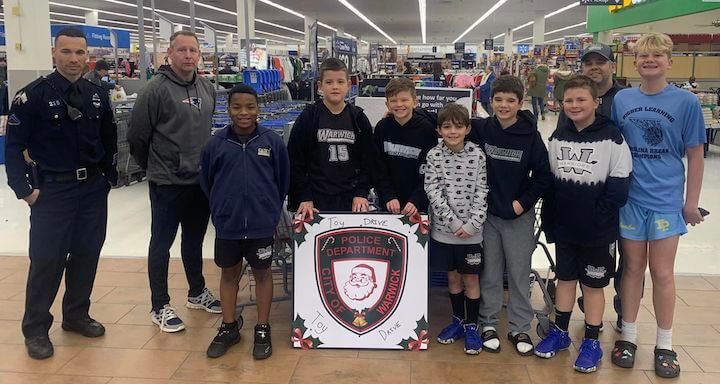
318,22,337,31
453,0,508,44
49,2,136,20
256,0,304,18
255,19,304,34
494,33,505,39
255,29,303,42
418,0,426,44
344,32,357,39
495,1,581,39
338,0,396,44
544,21,586,35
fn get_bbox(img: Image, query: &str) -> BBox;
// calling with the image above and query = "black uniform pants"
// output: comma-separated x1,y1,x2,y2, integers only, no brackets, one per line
22,175,110,338
148,182,209,311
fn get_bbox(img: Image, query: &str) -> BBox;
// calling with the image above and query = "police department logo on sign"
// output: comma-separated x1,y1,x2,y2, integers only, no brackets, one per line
316,228,407,335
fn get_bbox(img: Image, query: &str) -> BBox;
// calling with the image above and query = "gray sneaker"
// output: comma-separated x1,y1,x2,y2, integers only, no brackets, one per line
151,304,186,333
187,288,222,314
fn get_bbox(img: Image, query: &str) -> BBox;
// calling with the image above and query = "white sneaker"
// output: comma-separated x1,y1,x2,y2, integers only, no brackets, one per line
186,288,222,314
151,304,186,333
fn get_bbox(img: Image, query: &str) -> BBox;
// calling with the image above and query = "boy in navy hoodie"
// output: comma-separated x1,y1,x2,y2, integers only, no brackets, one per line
374,77,439,215
469,75,552,356
536,75,631,373
200,84,290,360
288,58,379,218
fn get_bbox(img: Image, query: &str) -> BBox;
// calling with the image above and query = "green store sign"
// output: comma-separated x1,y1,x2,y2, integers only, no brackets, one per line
587,0,720,32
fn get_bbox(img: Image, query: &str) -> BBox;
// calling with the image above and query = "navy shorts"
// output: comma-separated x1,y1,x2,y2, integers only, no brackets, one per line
214,237,274,269
429,238,483,274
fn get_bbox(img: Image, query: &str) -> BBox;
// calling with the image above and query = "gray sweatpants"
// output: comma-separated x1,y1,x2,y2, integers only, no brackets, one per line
478,211,535,333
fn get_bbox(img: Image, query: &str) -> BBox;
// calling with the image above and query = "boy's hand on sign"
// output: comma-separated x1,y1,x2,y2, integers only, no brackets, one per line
402,202,418,217
297,201,319,221
386,199,401,214
353,197,369,212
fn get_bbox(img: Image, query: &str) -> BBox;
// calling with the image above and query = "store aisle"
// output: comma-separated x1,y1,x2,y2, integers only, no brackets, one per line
1,109,719,274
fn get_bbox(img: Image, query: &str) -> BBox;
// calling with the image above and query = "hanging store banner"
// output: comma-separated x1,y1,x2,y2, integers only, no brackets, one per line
356,86,473,126
369,43,379,73
333,36,358,75
292,213,429,350
158,16,173,41
310,21,319,77
50,25,130,49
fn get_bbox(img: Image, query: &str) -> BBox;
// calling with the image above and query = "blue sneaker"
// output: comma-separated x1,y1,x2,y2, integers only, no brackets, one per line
534,324,571,358
574,338,603,373
437,316,464,344
463,323,481,355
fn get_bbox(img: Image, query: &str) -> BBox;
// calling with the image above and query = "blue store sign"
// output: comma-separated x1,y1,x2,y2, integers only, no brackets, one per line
50,25,130,48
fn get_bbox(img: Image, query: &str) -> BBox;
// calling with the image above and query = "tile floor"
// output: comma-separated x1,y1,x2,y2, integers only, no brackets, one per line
0,256,719,383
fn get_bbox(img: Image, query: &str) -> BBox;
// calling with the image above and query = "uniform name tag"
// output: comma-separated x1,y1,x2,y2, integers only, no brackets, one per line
258,148,271,157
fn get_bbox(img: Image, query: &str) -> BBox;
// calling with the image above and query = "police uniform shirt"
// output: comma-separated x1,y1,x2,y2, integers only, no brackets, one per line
4,71,118,199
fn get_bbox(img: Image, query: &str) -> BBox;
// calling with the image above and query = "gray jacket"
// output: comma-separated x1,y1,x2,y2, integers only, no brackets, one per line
128,68,216,185
424,141,488,245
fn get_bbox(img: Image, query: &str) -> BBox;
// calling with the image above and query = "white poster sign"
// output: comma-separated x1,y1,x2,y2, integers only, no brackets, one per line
291,213,429,350
357,87,474,127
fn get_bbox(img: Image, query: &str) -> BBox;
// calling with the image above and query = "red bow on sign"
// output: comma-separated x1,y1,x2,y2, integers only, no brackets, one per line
410,214,430,235
292,328,313,349
408,330,429,351
292,215,311,233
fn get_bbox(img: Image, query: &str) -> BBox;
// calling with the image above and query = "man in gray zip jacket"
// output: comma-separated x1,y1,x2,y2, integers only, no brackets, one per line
128,31,221,333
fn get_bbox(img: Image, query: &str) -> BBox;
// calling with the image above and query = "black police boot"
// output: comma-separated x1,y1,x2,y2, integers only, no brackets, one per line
207,321,241,358
62,318,106,337
253,323,272,360
25,335,54,360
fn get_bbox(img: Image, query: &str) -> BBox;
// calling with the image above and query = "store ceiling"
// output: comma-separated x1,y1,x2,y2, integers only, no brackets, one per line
34,0,589,45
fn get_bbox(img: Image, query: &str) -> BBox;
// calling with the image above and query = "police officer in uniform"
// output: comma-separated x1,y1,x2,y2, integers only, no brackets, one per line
4,28,117,360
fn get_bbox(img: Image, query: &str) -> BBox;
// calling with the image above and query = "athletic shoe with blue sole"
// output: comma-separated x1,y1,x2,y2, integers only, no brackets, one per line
534,323,571,358
574,338,603,373
463,323,482,355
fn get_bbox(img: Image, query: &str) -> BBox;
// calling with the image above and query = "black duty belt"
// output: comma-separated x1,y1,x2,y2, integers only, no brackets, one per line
43,167,101,183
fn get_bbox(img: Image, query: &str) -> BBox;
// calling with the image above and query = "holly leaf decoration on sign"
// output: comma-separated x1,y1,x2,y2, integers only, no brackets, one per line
398,316,430,351
291,214,322,246
400,214,430,246
292,314,307,335
397,338,412,350
306,335,324,349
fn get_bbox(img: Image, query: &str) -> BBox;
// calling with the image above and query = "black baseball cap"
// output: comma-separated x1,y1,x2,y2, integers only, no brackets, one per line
581,43,614,62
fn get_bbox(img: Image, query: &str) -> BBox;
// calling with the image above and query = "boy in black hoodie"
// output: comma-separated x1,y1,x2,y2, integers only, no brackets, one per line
373,77,439,215
535,75,631,373
468,75,552,356
288,58,378,218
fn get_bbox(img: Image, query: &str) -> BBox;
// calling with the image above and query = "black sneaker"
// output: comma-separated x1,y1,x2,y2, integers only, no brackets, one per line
206,321,241,358
25,335,53,360
253,323,272,360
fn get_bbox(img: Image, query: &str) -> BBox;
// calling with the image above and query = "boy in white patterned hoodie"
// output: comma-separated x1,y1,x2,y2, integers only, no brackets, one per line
424,103,488,355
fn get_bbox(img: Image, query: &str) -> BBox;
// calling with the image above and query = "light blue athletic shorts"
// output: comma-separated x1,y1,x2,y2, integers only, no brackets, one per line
619,200,687,241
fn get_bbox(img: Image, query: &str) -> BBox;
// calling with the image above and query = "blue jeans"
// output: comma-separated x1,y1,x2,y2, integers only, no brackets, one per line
531,96,545,118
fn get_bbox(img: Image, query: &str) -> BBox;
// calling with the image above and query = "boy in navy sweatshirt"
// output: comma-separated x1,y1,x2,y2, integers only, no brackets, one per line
468,75,552,356
536,75,631,373
288,58,379,219
200,84,290,360
374,77,439,215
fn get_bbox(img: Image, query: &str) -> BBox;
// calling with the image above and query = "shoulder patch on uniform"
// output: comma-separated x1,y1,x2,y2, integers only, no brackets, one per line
12,91,27,105
8,114,21,125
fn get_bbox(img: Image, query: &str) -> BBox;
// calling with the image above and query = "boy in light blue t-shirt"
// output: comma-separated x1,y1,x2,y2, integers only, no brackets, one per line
610,32,705,379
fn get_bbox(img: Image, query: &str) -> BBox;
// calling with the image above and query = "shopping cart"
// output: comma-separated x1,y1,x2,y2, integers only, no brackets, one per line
234,206,294,329
115,107,145,187
529,199,558,339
